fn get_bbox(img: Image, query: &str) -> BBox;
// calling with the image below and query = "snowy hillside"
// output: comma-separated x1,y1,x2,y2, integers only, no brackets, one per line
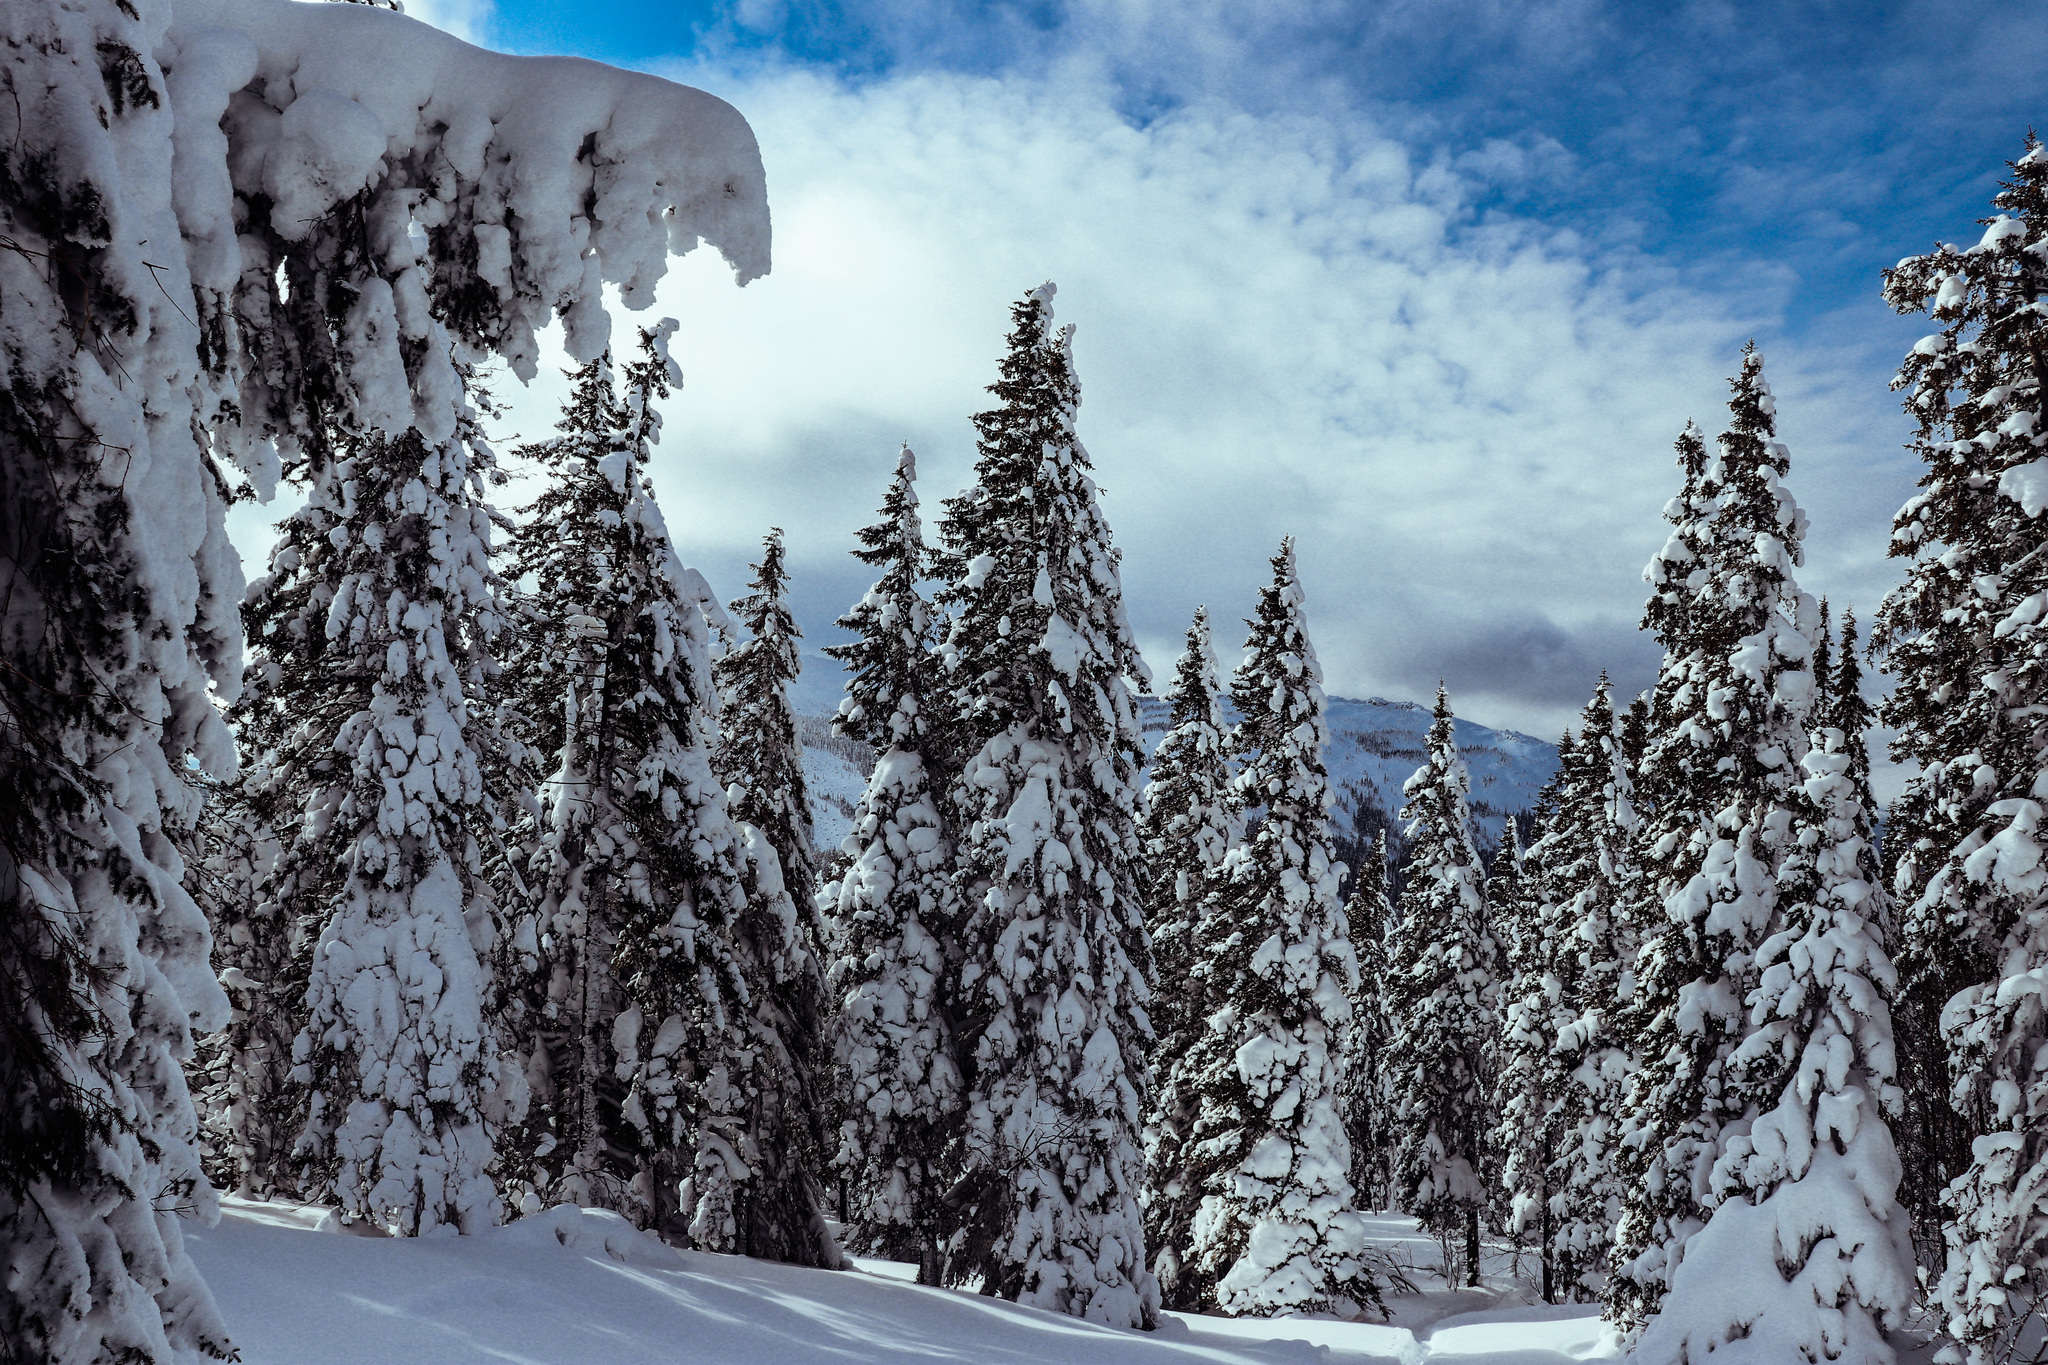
183,1197,1627,1364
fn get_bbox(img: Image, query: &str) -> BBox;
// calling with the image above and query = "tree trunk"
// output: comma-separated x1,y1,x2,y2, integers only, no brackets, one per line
1465,1205,1481,1288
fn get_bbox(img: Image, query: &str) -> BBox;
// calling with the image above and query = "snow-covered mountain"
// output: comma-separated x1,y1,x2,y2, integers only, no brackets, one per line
1138,693,1558,858
793,640,1558,867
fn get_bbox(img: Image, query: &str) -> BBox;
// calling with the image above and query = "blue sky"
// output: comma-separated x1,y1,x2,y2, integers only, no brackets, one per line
387,0,2048,750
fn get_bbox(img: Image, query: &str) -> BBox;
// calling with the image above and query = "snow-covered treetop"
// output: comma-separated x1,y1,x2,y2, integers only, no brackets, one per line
828,445,935,756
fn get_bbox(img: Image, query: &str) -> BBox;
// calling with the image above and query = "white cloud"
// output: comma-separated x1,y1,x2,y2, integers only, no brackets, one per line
226,52,1923,746
556,62,1915,738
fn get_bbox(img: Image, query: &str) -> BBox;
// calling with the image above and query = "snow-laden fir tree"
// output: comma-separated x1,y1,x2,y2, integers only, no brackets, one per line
934,283,1158,1327
1385,686,1500,1288
1493,736,1576,1302
1874,136,2048,1364
822,445,963,1282
1339,831,1397,1214
1630,730,1914,1363
717,529,819,907
2,0,770,1352
1178,540,1376,1318
248,407,528,1236
690,530,837,1266
0,11,240,1356
1545,680,1644,1302
1140,605,1240,1309
501,328,759,1232
1607,346,1822,1331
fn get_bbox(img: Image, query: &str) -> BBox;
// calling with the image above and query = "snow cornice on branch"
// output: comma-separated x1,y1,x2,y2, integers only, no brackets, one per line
169,0,770,379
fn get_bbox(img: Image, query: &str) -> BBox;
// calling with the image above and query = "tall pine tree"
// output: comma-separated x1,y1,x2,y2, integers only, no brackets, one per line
1340,831,1397,1214
1494,735,1575,1302
262,407,528,1236
823,446,963,1281
1139,606,1239,1309
1547,680,1644,1302
935,283,1158,1327
1608,346,1822,1331
501,328,759,1235
1385,685,1500,1287
1182,542,1378,1318
1876,136,2048,1362
0,10,238,1353
694,530,837,1266
717,529,818,908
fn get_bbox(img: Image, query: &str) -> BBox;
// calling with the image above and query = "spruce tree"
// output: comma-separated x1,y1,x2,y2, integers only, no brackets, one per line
1608,346,1822,1331
934,283,1158,1327
693,529,836,1266
253,408,528,1235
1493,738,1574,1302
717,529,818,908
1546,680,1643,1302
1875,135,2048,1362
1630,731,1914,1362
1340,831,1397,1214
1385,685,1500,1288
1140,606,1239,1309
822,445,963,1281
500,328,759,1234
181,780,293,1197
1181,542,1377,1318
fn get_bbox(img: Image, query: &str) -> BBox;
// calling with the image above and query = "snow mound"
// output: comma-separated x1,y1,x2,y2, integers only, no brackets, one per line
184,1199,1622,1364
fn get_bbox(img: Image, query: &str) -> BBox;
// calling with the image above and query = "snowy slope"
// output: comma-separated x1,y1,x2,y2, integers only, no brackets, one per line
183,1198,1621,1365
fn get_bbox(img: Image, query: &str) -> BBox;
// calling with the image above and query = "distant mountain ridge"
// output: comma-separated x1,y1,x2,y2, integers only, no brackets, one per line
1137,693,1558,861
792,642,1559,870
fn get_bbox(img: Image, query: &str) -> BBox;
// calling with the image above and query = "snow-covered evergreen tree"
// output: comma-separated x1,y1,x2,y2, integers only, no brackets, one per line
1385,686,1499,1288
717,529,818,908
1340,831,1397,1214
181,778,292,1198
254,410,526,1236
822,445,963,1281
1494,738,1575,1301
1875,136,2048,1363
1140,605,1239,1308
1608,346,1822,1331
1630,721,1915,1363
1176,543,1376,1318
934,283,1158,1327
694,528,837,1266
501,328,762,1234
0,13,240,1356
1546,680,1643,1302
1,0,769,1350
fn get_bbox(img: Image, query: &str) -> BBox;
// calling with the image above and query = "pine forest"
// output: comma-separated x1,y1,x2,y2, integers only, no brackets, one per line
3,1,2046,1363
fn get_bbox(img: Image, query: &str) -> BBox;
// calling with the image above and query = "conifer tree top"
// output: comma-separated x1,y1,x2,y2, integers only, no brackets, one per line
826,445,933,756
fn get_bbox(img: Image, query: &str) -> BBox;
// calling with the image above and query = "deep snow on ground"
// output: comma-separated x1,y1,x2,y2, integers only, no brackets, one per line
185,1198,1625,1364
